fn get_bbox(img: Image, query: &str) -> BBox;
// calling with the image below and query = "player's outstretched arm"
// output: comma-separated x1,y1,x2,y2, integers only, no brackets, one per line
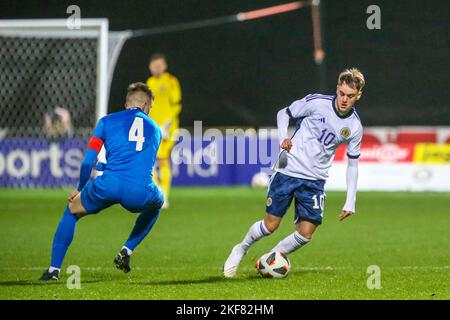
339,157,359,221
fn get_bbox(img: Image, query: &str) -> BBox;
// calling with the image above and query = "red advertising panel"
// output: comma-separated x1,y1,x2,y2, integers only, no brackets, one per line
334,143,415,163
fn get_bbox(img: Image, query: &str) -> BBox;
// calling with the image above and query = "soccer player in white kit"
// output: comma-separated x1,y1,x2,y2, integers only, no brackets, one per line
223,68,365,278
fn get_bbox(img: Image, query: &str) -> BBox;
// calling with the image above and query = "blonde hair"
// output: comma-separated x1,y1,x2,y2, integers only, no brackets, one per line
338,68,365,91
126,82,153,104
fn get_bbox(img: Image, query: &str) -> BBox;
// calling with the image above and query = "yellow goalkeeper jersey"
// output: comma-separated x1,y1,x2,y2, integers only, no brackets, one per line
146,72,182,128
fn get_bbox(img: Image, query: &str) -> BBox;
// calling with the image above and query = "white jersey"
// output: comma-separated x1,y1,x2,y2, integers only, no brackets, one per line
277,93,363,181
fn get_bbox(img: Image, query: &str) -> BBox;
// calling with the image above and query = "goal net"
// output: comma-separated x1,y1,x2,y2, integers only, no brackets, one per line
0,19,110,140
0,19,132,187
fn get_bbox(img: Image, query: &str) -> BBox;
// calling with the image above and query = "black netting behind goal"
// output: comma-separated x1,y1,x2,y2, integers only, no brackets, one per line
0,36,97,139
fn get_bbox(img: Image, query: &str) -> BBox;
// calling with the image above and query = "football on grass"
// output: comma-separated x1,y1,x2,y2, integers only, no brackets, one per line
256,251,290,278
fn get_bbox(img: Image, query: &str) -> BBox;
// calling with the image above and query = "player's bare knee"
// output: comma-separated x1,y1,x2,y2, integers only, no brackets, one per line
264,214,281,232
68,201,87,219
68,201,77,213
68,202,80,216
295,226,313,240
295,219,318,240
300,232,313,241
265,222,279,233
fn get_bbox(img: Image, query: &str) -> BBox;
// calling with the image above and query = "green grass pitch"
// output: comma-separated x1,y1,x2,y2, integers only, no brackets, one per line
0,187,449,300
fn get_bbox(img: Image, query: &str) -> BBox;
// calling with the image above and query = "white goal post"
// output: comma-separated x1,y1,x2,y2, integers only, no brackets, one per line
0,19,109,138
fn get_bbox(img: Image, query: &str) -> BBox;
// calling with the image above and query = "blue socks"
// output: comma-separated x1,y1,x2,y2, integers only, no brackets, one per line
49,206,159,269
124,208,160,251
50,206,78,269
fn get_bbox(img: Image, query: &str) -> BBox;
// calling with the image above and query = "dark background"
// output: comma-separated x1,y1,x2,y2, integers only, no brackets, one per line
1,0,449,127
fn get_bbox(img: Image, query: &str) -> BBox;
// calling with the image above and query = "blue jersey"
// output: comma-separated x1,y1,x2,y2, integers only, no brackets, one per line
82,108,161,189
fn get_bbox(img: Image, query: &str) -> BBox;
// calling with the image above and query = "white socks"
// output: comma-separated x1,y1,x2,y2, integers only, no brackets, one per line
49,266,60,273
271,231,310,254
240,220,271,252
122,246,133,255
239,220,311,255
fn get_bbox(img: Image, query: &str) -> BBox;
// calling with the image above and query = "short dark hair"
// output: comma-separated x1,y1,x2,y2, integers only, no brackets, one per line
149,53,167,63
126,82,153,103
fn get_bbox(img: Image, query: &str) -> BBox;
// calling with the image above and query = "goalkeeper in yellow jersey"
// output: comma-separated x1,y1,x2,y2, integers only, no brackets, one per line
146,53,182,209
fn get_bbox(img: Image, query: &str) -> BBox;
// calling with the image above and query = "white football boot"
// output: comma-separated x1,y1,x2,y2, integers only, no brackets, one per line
223,244,246,278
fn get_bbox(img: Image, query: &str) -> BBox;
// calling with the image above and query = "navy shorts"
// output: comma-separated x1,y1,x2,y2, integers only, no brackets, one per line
81,174,164,214
266,172,326,225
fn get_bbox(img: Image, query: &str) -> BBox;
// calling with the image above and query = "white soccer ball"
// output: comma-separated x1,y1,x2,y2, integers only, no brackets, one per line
256,251,290,278
251,172,270,188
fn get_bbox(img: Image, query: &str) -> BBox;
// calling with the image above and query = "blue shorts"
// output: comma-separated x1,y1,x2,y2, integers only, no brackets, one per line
266,172,326,225
81,174,164,214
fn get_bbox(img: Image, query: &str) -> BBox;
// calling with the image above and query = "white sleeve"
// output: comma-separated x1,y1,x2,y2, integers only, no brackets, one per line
287,96,314,118
342,157,359,212
277,108,291,143
347,126,363,159
277,96,314,144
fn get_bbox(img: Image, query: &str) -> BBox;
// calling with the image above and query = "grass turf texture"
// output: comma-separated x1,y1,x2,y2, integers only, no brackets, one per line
0,188,449,300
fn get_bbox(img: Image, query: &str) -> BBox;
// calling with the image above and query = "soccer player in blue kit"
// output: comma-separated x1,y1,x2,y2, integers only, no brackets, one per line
224,68,365,278
40,83,163,280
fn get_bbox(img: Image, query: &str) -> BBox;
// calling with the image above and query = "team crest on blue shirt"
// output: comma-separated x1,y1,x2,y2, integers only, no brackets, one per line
266,197,272,207
340,127,351,138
